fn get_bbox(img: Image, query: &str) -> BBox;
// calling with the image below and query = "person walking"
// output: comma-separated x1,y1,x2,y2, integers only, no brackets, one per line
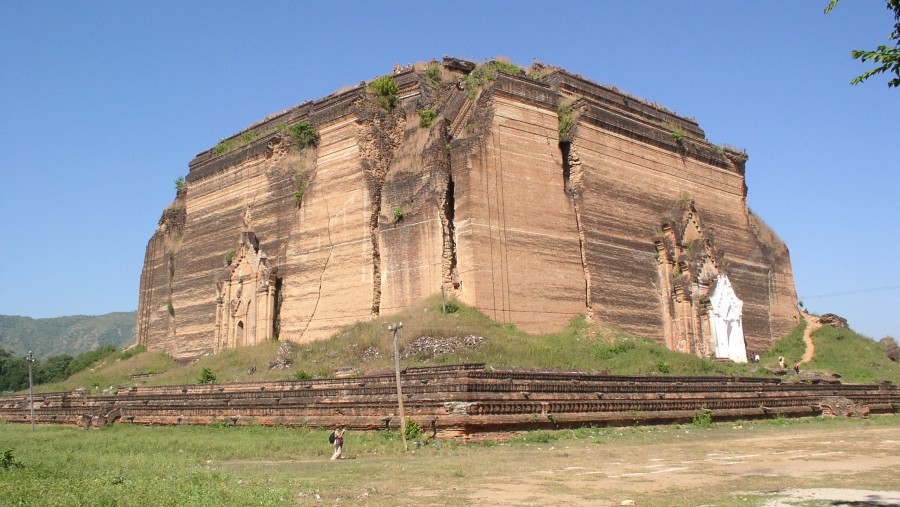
330,428,345,460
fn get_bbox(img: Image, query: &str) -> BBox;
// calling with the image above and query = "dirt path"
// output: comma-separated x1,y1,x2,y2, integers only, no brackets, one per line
226,417,900,506
801,312,821,364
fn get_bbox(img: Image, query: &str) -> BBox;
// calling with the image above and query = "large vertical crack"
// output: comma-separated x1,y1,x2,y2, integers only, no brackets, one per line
300,179,333,338
354,99,405,317
561,140,593,322
369,192,383,316
437,127,460,292
440,170,459,290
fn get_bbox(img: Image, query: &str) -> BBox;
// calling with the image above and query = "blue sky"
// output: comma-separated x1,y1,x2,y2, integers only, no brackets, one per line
1,1,897,340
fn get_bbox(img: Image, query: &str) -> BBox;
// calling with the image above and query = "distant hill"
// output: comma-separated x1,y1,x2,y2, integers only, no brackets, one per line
0,312,136,359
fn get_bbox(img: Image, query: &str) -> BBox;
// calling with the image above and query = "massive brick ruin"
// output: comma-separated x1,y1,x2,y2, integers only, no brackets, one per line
136,58,799,361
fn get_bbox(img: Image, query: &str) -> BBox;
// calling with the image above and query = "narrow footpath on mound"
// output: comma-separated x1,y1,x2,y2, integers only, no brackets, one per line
801,312,821,364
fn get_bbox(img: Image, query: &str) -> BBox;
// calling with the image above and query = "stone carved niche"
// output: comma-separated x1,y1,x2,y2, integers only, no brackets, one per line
215,232,277,353
655,202,747,362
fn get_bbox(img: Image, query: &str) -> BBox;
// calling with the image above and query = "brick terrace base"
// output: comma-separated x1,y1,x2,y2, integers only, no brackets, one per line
1,364,897,438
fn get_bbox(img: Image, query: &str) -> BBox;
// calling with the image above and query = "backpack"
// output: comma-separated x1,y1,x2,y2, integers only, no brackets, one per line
329,431,336,444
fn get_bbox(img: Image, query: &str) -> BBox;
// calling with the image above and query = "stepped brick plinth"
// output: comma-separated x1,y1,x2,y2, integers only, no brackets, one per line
2,365,896,437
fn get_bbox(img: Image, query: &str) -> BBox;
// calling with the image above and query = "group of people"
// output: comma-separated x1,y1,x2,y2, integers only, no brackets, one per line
778,356,801,374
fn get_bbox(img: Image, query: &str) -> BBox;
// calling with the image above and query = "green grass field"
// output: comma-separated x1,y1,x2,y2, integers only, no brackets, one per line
29,296,900,395
2,416,898,506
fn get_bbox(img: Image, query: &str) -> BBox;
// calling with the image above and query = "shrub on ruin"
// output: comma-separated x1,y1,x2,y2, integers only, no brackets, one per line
490,59,523,75
174,176,186,192
118,345,147,362
558,98,576,142
294,180,308,208
671,128,686,143
287,121,318,149
293,370,311,380
441,300,460,314
424,64,441,84
404,419,423,441
370,76,399,111
214,139,236,155
691,408,713,428
224,249,236,266
417,109,437,128
392,207,404,223
198,368,216,384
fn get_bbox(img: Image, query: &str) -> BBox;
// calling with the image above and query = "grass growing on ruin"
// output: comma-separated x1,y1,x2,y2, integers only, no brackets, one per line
762,317,807,367
30,297,900,393
806,324,900,383
35,348,178,393
276,295,761,379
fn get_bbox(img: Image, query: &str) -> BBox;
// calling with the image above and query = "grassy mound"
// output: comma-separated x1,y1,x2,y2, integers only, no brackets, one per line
32,297,900,393
806,324,900,383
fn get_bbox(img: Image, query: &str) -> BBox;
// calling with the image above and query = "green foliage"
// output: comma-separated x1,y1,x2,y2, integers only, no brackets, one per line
118,345,147,362
441,300,460,314
224,248,236,266
517,430,556,444
656,360,671,374
174,176,186,192
672,128,686,143
392,206,404,223
370,75,399,111
803,324,900,383
1,448,23,470
0,424,298,505
461,60,519,101
214,124,285,156
826,0,900,88
594,340,636,360
167,300,174,317
558,98,576,141
198,367,216,384
0,344,120,393
214,138,237,155
764,319,807,367
64,345,117,376
528,68,550,81
405,419,423,441
22,296,900,394
417,109,437,128
287,121,318,149
292,370,311,380
294,180,307,208
463,73,482,100
424,64,441,84
490,60,523,75
692,408,713,428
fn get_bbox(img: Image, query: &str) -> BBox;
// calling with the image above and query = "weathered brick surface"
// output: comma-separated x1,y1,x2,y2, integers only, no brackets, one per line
137,61,800,361
2,366,897,435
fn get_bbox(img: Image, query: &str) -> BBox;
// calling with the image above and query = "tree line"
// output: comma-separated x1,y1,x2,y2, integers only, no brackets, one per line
0,345,118,393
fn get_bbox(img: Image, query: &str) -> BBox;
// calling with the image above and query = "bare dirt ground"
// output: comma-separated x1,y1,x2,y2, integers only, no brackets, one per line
225,416,900,506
